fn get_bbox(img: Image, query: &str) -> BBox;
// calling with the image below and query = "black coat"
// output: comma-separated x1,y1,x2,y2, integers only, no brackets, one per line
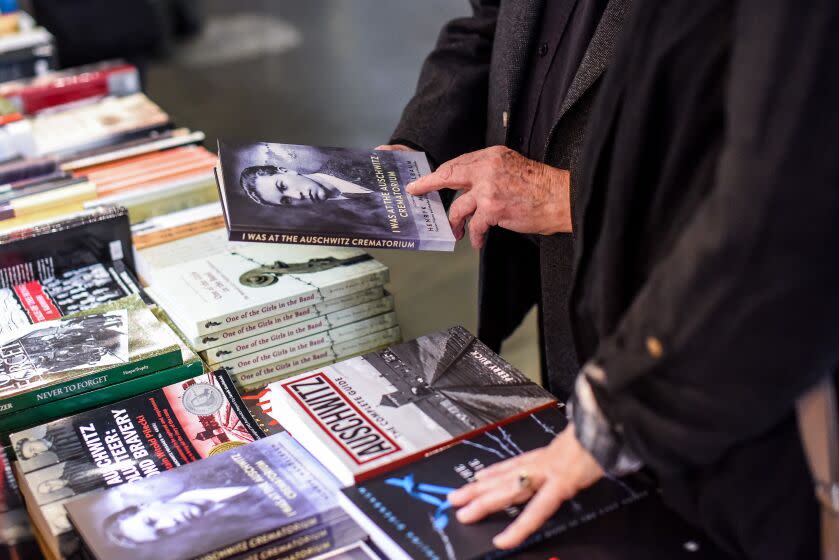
391,0,630,399
572,1,836,557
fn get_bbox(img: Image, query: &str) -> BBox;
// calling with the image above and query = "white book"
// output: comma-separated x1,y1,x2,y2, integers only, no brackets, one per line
234,325,401,390
202,294,394,364
187,285,386,351
216,311,399,375
146,239,388,339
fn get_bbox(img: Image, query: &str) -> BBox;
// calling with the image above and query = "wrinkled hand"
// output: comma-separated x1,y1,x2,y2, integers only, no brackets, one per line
406,146,571,249
448,426,604,550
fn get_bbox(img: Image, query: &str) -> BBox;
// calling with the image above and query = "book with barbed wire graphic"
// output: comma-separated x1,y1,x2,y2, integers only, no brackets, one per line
216,141,456,251
340,406,653,560
256,326,557,486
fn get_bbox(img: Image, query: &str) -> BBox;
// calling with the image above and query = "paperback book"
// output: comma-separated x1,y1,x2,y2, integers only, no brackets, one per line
341,406,651,560
66,432,365,560
258,326,557,485
190,284,385,351
216,141,455,251
234,325,402,390
216,311,399,375
10,369,262,558
0,295,182,416
146,241,389,338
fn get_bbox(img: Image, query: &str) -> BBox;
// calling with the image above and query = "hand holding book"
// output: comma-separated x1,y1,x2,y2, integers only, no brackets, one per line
406,145,573,249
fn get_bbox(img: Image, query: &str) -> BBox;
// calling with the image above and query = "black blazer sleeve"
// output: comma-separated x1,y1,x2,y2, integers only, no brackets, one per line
390,0,499,166
588,0,839,476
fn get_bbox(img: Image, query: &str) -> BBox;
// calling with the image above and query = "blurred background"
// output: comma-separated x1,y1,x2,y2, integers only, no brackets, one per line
19,0,541,380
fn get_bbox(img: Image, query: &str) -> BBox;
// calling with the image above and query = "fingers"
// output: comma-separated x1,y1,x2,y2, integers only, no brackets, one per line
448,193,477,240
468,209,493,249
493,480,569,550
407,152,479,195
407,170,469,195
455,477,535,524
374,144,412,151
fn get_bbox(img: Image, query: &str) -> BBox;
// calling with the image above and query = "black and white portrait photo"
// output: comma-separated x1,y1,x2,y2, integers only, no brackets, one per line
220,142,421,239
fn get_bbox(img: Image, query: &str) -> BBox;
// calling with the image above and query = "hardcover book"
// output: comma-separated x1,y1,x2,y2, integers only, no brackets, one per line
0,204,135,281
340,407,651,560
0,60,140,115
145,241,389,338
0,259,140,335
0,360,204,440
10,369,262,558
66,432,365,560
258,326,557,486
215,311,399,375
0,295,182,416
216,141,455,252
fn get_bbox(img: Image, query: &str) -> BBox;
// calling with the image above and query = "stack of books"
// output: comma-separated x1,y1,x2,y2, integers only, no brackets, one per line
0,59,206,233
140,228,401,390
31,328,655,560
0,11,704,560
9,369,261,558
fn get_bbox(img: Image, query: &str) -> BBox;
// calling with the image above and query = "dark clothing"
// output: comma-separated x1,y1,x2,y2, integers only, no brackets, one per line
392,0,630,399
510,0,609,161
572,0,837,557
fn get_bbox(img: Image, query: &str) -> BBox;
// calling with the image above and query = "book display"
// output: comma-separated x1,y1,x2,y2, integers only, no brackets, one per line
0,8,729,560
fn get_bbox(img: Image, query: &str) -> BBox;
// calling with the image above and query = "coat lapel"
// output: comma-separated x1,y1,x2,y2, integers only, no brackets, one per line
554,0,631,123
487,0,544,143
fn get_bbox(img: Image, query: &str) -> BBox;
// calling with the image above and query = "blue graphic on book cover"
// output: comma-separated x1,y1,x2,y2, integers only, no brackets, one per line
344,407,651,560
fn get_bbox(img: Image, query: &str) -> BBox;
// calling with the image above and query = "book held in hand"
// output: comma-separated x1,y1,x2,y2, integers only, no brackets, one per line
257,326,557,485
66,432,366,560
216,141,456,251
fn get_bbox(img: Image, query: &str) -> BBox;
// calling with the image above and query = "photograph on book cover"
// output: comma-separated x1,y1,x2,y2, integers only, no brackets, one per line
219,141,455,250
0,311,128,384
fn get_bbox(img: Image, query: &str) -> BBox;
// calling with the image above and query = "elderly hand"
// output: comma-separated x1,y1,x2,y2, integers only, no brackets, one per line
405,146,572,248
375,144,413,152
448,425,604,550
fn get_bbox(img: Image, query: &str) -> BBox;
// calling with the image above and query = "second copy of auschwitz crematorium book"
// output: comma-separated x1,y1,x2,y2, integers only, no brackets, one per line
0,295,182,417
258,326,558,486
9,369,263,559
65,432,365,560
340,406,652,560
216,140,456,251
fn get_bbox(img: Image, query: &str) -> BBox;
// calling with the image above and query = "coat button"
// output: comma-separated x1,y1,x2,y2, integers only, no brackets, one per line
538,42,549,57
646,336,663,358
502,111,509,128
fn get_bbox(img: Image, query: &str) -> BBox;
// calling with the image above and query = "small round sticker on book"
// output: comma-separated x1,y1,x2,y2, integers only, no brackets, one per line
182,383,224,416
